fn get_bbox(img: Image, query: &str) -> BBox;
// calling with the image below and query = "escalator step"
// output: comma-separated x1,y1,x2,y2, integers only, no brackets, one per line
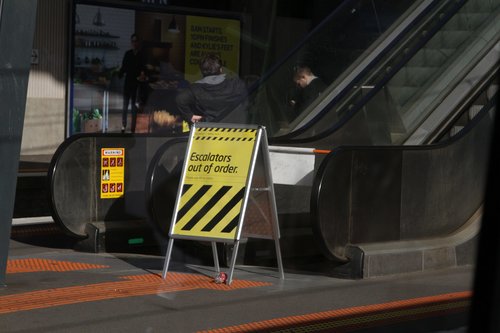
469,105,483,120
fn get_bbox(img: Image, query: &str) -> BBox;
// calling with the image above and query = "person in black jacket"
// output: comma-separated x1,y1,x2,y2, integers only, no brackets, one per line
176,54,248,125
118,34,146,133
289,65,327,114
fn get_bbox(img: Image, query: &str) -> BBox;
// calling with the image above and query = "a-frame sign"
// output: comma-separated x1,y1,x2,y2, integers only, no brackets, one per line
162,123,284,284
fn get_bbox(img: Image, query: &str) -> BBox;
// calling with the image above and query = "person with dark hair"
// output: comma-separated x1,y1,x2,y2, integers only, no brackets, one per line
118,33,146,133
176,53,248,125
289,65,327,113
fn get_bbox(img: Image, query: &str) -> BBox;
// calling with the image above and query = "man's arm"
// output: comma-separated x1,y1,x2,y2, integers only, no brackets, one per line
176,88,199,124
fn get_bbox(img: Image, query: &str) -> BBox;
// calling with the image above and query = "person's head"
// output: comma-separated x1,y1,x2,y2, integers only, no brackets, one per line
130,34,140,50
293,65,315,88
199,54,223,77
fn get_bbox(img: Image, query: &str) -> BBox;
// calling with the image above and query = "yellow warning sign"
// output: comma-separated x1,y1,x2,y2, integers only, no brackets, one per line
172,127,258,240
100,148,125,199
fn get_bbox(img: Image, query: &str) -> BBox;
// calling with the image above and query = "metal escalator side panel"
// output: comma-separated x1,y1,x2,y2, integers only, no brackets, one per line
310,95,495,266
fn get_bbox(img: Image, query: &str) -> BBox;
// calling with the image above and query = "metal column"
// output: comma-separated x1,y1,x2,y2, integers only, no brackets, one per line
0,0,38,286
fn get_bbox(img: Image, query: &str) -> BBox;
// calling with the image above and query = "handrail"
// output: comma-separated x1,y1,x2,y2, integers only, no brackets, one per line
245,1,421,137
283,0,442,137
271,0,469,144
47,133,187,237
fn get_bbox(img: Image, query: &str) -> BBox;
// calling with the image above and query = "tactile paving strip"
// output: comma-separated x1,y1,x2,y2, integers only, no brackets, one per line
199,291,471,333
7,258,109,273
0,271,271,314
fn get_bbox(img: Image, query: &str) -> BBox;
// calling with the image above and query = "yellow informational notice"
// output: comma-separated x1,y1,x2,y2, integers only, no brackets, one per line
184,15,241,82
100,148,125,199
172,127,258,240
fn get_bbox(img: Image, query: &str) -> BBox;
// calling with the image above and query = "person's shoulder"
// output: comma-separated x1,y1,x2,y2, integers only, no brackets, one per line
226,76,246,88
311,77,327,89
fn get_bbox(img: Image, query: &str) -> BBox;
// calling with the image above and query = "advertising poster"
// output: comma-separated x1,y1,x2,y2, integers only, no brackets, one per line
184,15,241,82
100,148,125,199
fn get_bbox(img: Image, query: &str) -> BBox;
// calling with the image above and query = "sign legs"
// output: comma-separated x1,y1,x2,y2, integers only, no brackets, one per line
162,238,175,279
212,242,220,274
226,240,240,285
275,238,285,280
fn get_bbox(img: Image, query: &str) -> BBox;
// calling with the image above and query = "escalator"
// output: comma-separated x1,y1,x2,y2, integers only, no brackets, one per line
149,0,500,217
47,0,498,274
250,0,499,148
239,0,498,269
311,72,497,278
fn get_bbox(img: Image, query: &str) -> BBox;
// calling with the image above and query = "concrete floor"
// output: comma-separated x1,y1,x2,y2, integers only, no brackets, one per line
1,224,475,333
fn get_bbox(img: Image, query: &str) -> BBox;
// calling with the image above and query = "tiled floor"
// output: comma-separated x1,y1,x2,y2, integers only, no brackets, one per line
1,226,474,333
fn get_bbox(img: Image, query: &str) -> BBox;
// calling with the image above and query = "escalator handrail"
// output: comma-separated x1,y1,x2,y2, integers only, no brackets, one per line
272,0,469,144
144,136,189,237
275,0,445,140
47,132,188,237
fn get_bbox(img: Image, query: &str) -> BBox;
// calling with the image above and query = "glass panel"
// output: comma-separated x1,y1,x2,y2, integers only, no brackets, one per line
70,3,244,136
381,0,500,143
247,0,416,137
265,0,499,147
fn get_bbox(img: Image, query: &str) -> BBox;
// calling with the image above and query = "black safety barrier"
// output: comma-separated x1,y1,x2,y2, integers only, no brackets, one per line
48,133,187,239
311,93,496,264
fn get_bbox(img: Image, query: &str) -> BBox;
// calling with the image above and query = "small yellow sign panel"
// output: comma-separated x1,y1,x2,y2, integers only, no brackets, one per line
100,148,125,199
172,127,258,240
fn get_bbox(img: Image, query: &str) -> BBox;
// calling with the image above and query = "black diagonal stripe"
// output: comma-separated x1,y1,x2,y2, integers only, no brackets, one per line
182,184,192,195
176,185,211,223
181,185,232,231
201,187,245,232
221,215,239,233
